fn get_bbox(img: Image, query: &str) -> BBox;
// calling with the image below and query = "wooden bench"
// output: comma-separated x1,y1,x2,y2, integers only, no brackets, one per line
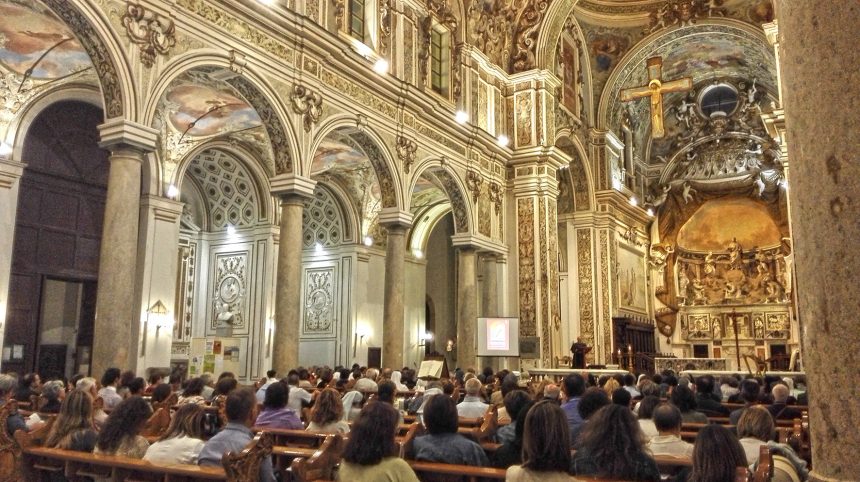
289,434,344,482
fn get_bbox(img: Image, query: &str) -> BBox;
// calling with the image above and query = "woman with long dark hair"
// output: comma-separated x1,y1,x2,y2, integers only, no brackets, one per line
337,402,418,481
683,425,749,482
144,403,206,464
506,400,573,481
45,390,98,452
95,396,152,458
570,404,660,481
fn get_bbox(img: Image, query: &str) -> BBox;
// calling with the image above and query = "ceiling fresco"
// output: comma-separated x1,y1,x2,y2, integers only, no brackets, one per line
0,1,91,79
163,75,261,138
411,174,449,212
677,197,781,252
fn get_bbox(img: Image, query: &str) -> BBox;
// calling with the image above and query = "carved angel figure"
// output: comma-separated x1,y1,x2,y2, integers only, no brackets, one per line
649,243,675,270
676,97,697,130
682,181,697,204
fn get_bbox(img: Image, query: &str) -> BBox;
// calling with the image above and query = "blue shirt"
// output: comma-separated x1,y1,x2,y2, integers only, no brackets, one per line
495,423,516,445
561,397,583,444
198,422,275,481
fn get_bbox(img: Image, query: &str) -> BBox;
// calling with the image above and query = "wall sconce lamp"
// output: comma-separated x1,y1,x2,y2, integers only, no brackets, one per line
148,300,171,333
353,327,368,358
419,331,433,347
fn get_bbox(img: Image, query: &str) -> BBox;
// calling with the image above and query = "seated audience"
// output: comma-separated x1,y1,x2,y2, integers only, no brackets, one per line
287,374,313,412
14,373,40,403
200,373,215,401
492,400,534,469
354,368,379,392
572,387,610,444
213,377,238,397
602,377,621,398
255,373,276,403
390,370,409,391
177,377,207,406
636,396,661,441
496,390,532,445
98,368,123,410
457,378,489,418
505,401,573,482
678,425,749,482
0,374,29,436
75,377,108,429
720,376,740,401
45,390,98,452
768,384,802,420
495,374,520,423
341,390,363,422
694,375,730,416
412,394,489,466
144,403,206,464
647,403,693,458
254,381,302,430
670,385,709,424
338,401,419,481
126,377,146,397
612,387,632,407
571,404,660,481
307,388,350,434
143,373,163,395
198,388,275,481
40,380,65,413
560,374,586,442
730,379,762,425
150,383,173,405
543,383,561,403
736,406,808,478
95,396,152,458
623,374,641,398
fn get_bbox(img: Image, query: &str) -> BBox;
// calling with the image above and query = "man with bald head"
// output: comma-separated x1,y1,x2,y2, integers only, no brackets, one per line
767,383,802,420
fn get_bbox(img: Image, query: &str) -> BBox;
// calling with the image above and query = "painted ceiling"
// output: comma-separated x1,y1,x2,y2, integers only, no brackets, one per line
411,173,450,213
160,70,262,138
677,197,781,251
0,1,91,79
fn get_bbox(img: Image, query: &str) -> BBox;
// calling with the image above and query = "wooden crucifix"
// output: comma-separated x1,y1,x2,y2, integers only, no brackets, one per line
620,56,692,138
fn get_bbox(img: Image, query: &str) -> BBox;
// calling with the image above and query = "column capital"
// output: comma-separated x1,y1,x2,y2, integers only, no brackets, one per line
378,208,413,229
270,173,316,200
450,233,508,255
0,159,24,189
98,118,159,151
140,195,184,223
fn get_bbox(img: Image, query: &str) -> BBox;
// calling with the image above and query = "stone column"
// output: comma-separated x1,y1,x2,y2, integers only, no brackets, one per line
134,195,183,373
92,120,158,376
455,247,478,370
481,254,499,317
0,159,23,371
379,209,412,370
270,174,316,374
776,3,860,479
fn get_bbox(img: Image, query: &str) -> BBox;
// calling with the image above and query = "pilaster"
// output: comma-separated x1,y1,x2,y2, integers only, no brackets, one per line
0,160,23,371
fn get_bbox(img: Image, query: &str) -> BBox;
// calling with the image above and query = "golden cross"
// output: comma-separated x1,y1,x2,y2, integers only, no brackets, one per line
619,56,692,138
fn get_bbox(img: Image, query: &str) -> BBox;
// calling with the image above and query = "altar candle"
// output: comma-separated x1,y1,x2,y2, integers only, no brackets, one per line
617,349,622,360
628,344,632,353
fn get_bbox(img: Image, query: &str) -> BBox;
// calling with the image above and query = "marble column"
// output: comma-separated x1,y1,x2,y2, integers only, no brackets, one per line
271,174,316,374
481,254,499,317
0,159,23,371
456,247,478,370
776,3,860,479
92,120,158,376
380,209,412,370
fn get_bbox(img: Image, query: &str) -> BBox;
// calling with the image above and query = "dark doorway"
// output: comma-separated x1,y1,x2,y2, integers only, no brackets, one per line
4,101,107,375
367,347,382,369
770,344,789,370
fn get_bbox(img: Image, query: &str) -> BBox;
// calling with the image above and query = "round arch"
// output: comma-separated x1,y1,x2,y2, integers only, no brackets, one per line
533,0,578,72
554,129,595,213
596,19,773,133
173,140,276,225
407,158,474,234
41,0,136,120
143,50,300,177
307,115,403,210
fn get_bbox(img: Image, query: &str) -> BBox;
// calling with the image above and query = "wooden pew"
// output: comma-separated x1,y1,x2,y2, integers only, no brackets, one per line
254,428,332,448
408,461,506,481
754,445,773,482
222,432,274,481
142,406,173,439
0,401,22,481
289,434,344,482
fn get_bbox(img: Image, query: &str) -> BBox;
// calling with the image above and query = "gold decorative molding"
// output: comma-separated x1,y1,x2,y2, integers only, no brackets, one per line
290,85,323,133
465,169,483,203
395,135,418,173
488,181,503,215
121,2,176,67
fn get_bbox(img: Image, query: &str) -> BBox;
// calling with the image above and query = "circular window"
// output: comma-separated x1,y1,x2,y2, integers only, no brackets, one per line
698,83,739,118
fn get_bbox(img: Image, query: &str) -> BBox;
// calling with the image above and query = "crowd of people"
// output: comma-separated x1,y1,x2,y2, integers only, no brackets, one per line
0,364,810,481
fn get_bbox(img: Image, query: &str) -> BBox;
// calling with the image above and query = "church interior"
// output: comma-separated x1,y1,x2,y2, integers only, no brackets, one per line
0,0,856,478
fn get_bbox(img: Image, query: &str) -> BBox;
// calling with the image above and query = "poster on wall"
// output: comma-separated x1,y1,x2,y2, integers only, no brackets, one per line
189,337,241,377
617,244,648,313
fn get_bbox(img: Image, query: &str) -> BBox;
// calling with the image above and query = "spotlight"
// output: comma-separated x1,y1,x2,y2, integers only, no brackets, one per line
629,197,638,207
373,58,389,74
315,242,324,254
226,225,236,235
0,142,11,157
413,249,424,259
455,110,469,124
363,236,373,247
356,42,373,57
646,208,654,217
167,184,179,199
497,134,510,147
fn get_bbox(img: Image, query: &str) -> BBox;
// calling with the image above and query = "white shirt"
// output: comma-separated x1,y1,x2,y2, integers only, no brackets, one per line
98,386,123,410
354,378,378,392
647,434,694,458
256,382,275,404
638,419,658,441
740,437,765,466
288,385,312,412
457,396,489,419
144,436,205,464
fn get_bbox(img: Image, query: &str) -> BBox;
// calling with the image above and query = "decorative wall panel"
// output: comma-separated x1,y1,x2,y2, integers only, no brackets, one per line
210,252,248,331
303,268,336,335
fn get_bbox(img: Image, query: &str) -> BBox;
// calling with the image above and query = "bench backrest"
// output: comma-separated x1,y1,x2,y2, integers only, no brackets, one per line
290,434,344,482
222,431,274,481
